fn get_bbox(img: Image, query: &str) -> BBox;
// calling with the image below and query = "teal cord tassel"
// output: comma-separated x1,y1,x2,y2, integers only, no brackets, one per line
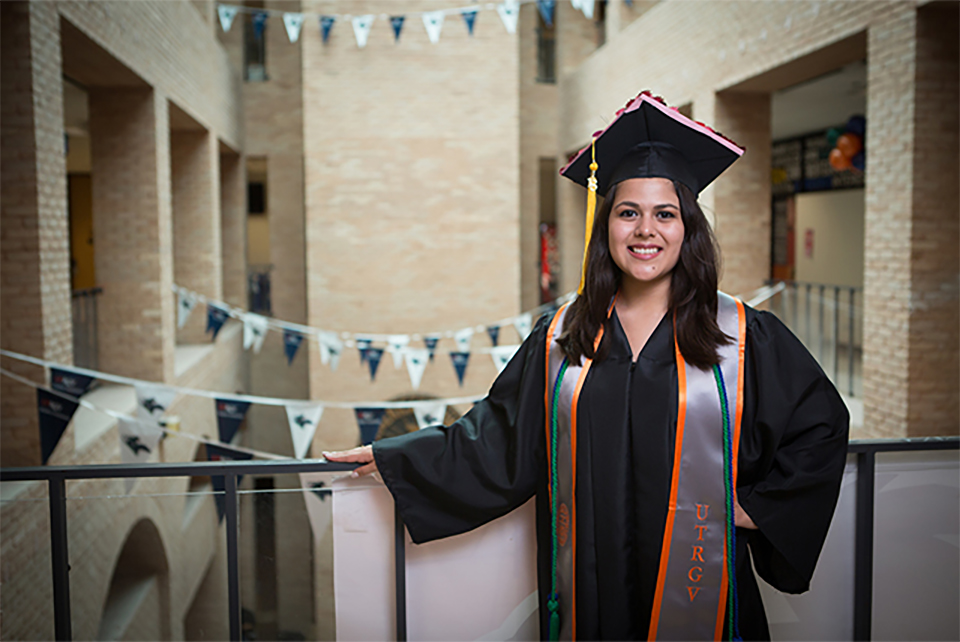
548,594,560,641
713,365,741,642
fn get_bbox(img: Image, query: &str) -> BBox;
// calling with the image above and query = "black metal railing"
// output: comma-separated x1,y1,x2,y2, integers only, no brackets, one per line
247,265,272,315
71,288,102,370
1,437,956,641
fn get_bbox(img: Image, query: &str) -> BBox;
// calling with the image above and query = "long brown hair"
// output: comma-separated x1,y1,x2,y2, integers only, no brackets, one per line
556,180,730,369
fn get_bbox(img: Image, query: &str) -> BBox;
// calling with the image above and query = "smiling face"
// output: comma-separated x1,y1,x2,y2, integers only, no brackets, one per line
607,177,685,289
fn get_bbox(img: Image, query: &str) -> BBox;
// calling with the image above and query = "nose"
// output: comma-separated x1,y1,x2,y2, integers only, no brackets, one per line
635,214,655,237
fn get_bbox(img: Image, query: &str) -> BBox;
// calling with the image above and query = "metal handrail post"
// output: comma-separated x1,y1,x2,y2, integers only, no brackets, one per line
854,450,876,640
818,284,825,363
849,289,856,397
833,287,840,384
805,283,812,346
395,503,407,641
224,474,241,641
49,476,72,641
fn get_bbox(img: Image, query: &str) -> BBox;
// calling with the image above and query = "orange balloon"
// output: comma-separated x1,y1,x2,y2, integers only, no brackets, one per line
836,133,862,158
830,148,852,171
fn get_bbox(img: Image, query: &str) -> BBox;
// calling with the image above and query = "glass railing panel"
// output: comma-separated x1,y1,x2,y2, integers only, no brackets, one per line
0,479,55,640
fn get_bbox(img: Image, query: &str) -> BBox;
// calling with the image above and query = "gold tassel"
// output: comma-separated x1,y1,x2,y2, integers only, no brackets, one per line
578,138,599,295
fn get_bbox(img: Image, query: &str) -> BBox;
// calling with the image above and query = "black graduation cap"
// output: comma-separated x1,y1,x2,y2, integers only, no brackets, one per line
560,92,744,196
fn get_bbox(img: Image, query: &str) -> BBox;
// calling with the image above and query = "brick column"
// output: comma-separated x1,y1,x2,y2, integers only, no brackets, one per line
220,150,247,309
172,129,223,344
89,88,175,383
0,2,72,467
267,153,306,324
711,91,772,297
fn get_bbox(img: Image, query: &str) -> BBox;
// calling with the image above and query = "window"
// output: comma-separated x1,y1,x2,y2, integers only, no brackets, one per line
243,13,268,82
536,10,556,84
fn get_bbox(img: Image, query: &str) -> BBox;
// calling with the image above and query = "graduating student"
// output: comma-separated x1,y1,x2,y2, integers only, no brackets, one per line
326,92,849,641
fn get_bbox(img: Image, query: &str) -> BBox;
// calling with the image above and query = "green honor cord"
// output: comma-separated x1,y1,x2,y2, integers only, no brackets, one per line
713,364,741,641
548,358,569,642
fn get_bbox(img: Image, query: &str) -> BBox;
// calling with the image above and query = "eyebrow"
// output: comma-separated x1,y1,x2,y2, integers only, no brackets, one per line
615,200,680,210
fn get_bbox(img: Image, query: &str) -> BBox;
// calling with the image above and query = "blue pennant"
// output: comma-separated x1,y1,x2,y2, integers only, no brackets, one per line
450,352,470,387
354,407,386,445
365,347,384,381
215,399,251,445
320,15,336,43
461,8,478,35
537,0,556,26
356,338,372,364
390,15,405,42
37,389,79,464
206,305,229,340
283,329,303,365
206,443,254,521
423,336,439,362
50,368,95,397
624,0,633,6
253,11,268,40
486,325,501,347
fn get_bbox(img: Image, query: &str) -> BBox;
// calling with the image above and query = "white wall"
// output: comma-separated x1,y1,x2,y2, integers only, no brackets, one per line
794,189,865,287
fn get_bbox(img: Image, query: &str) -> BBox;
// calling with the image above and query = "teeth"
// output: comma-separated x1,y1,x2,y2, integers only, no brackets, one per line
631,247,660,255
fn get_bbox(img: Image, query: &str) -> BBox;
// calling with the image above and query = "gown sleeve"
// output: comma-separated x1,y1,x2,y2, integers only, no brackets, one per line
738,309,850,594
372,317,549,544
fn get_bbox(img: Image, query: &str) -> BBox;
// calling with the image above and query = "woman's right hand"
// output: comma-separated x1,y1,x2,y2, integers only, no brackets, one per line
323,445,378,477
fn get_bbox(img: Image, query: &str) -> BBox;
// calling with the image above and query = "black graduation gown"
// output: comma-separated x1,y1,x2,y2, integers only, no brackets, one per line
373,306,850,641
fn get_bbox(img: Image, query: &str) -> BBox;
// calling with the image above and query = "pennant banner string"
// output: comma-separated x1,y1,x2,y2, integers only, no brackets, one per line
216,0,551,22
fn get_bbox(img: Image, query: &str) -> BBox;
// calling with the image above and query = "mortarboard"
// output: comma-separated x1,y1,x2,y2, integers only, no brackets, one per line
559,91,744,293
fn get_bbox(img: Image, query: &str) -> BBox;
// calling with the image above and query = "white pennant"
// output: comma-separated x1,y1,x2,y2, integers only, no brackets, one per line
217,5,239,32
285,403,323,459
319,332,343,372
135,384,178,426
513,313,533,341
387,335,411,369
177,291,197,329
412,401,446,430
118,417,164,493
490,345,521,374
242,313,270,353
580,0,595,19
497,1,520,34
282,12,305,43
454,327,474,352
300,471,337,545
421,10,445,44
351,14,375,48
404,348,430,390
570,0,584,11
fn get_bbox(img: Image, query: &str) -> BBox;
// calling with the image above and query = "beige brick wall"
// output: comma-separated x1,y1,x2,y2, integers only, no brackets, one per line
221,149,249,308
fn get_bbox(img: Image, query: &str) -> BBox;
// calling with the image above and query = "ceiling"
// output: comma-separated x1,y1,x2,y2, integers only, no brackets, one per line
771,61,867,141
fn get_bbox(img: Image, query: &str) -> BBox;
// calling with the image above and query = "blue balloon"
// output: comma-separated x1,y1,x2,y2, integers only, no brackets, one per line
846,115,866,138
852,151,865,171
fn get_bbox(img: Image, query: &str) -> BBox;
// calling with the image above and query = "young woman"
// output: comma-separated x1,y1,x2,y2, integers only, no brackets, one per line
326,93,849,641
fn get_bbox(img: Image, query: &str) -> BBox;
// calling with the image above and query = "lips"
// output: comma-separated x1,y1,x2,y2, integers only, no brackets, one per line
628,245,663,260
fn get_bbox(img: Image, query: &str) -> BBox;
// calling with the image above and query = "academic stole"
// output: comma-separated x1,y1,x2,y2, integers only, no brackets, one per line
544,292,746,641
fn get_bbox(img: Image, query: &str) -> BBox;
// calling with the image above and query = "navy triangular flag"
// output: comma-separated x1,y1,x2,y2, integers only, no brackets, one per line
356,337,372,364
50,368,95,397
450,352,470,387
283,329,304,365
215,398,251,444
206,304,229,340
423,335,439,362
253,11,268,40
206,443,254,521
537,0,556,26
365,347,384,381
461,8,478,35
486,325,501,347
354,407,385,445
390,15,405,42
320,15,336,43
37,389,79,464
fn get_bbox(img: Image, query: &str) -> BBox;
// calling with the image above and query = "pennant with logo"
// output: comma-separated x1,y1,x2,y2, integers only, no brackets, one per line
450,352,470,387
461,8,478,35
319,331,343,371
355,337,373,364
253,11,268,40
118,417,163,492
215,398,251,444
387,335,410,369
283,329,304,365
320,15,336,43
404,348,430,390
134,384,177,428
390,15,405,42
283,12,304,43
365,347,384,381
217,4,239,32
37,389,79,464
486,325,501,347
454,327,474,352
300,472,337,545
242,313,270,353
285,403,323,459
491,345,521,375
412,401,446,430
497,0,520,34
513,312,533,341
354,407,385,445
177,290,197,329
206,304,230,339
422,10,444,44
206,443,254,522
351,14,375,48
423,335,440,362
50,368,95,397
537,0,556,26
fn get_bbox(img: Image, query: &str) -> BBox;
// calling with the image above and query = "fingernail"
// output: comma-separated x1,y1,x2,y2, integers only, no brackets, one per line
350,471,359,478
